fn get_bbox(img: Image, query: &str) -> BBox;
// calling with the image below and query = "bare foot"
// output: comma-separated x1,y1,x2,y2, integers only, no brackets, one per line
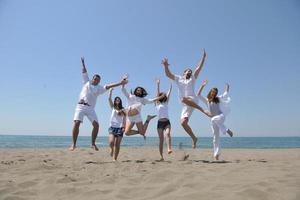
91,145,99,151
227,129,233,137
192,137,198,149
159,157,164,161
168,149,173,154
215,154,220,160
69,145,76,151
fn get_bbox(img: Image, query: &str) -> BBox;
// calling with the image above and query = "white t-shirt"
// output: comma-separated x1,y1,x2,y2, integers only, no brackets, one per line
122,87,153,113
109,109,125,128
156,102,169,119
174,75,196,99
78,73,107,108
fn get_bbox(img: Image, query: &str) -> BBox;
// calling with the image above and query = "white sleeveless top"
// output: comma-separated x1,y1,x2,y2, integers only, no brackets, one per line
156,102,169,119
109,109,124,128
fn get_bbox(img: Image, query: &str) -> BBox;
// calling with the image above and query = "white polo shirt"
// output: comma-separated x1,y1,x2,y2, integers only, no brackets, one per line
78,73,107,108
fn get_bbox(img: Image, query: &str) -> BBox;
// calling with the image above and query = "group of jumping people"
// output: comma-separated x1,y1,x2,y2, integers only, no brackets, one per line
69,50,233,161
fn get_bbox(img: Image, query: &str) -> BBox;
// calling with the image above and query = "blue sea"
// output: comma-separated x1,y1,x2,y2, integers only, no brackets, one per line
0,135,299,149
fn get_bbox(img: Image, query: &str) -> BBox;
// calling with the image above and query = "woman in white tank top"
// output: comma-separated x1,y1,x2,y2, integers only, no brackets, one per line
108,88,126,161
155,79,172,161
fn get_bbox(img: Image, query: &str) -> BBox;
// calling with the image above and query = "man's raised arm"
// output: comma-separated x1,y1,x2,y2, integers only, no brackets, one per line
81,57,89,84
161,58,175,80
194,49,206,79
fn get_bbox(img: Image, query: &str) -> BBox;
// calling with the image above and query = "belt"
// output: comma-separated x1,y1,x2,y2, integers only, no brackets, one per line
78,102,90,106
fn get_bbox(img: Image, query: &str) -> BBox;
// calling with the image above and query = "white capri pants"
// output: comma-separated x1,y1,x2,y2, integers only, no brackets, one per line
211,114,227,157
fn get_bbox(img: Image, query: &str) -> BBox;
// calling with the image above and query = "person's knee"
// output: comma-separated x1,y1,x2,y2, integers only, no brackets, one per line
74,121,81,128
181,97,188,103
93,121,99,129
181,118,188,126
165,132,171,138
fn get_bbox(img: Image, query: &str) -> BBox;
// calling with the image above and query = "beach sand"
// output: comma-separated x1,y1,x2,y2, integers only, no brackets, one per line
0,148,299,200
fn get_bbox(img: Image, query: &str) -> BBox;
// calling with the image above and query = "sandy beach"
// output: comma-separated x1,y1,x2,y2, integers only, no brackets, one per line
0,148,299,200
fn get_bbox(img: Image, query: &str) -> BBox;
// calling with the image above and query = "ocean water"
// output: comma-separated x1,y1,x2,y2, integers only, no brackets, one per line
0,135,299,149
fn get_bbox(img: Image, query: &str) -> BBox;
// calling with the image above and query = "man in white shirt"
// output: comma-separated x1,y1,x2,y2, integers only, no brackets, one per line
69,57,128,151
162,50,211,148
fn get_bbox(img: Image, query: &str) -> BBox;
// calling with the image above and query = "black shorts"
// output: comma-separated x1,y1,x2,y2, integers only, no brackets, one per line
157,120,171,130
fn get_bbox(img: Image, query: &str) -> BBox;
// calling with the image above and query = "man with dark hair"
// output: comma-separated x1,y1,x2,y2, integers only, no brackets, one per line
162,49,211,148
69,57,128,151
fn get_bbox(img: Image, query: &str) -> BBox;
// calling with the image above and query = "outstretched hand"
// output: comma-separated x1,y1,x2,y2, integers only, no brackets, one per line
161,58,170,68
121,74,129,85
156,78,160,85
201,79,208,86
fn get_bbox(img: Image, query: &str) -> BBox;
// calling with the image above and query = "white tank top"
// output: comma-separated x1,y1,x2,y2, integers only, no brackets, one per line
156,102,169,119
109,109,124,128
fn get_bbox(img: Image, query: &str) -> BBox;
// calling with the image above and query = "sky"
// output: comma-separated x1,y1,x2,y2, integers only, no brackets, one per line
0,0,299,137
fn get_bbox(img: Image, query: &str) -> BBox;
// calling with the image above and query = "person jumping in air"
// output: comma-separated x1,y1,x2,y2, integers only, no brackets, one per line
108,88,126,161
121,76,165,139
197,80,234,160
161,49,211,148
69,57,128,151
155,79,172,161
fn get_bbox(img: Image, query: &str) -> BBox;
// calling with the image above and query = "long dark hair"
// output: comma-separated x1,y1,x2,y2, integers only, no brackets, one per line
207,88,220,104
131,86,148,98
158,92,168,103
114,96,124,110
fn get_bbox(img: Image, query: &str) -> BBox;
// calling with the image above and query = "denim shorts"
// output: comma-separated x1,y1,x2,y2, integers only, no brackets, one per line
108,127,124,137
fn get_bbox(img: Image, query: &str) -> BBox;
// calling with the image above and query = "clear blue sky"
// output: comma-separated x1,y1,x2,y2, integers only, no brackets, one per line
0,0,299,137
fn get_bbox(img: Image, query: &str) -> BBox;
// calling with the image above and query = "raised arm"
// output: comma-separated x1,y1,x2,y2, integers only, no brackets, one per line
147,93,167,104
121,84,130,99
220,83,230,98
81,57,89,83
105,74,128,90
224,83,229,93
156,79,160,97
161,58,175,80
197,80,208,104
166,84,172,103
108,88,114,109
194,49,206,79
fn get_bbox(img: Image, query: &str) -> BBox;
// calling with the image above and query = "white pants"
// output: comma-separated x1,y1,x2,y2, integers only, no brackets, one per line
180,96,199,119
211,114,227,157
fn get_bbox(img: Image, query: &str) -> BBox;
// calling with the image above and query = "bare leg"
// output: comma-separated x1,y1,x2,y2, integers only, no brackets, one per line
108,134,115,157
114,136,123,161
181,117,198,148
165,127,172,154
157,128,164,160
141,115,156,139
91,121,99,151
69,120,81,151
124,121,140,136
182,97,207,115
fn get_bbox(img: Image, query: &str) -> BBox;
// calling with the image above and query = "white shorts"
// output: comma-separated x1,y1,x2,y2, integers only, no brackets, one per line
73,104,98,123
180,96,199,119
127,114,143,123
